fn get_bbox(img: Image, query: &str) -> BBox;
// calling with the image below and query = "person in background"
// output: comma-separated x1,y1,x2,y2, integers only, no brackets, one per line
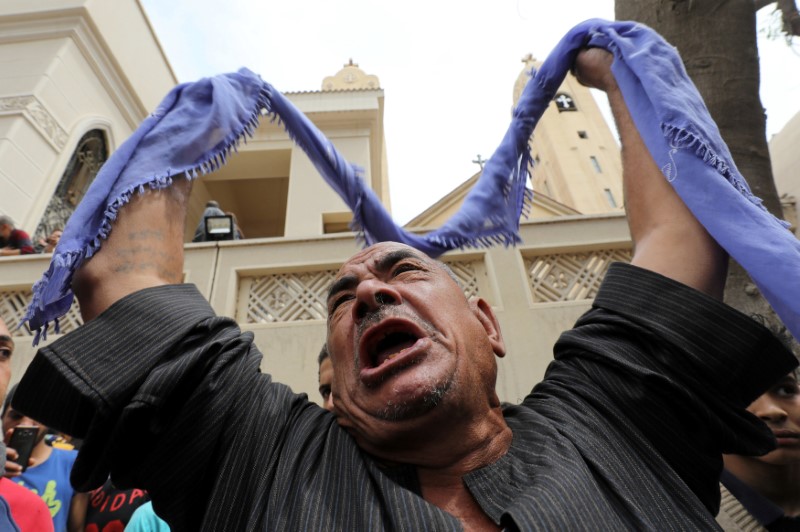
717,366,800,531
124,501,170,531
191,201,225,242
0,215,35,256
84,477,150,532
3,386,88,532
0,317,54,531
317,344,334,412
38,229,63,254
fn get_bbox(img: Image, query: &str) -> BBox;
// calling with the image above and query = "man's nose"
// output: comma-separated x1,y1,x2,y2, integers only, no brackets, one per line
751,397,788,424
18,416,38,427
353,279,400,322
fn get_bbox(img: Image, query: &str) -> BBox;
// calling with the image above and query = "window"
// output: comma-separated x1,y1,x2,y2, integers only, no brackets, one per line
577,131,588,139
604,188,617,208
553,93,577,112
35,129,108,243
590,156,602,173
323,212,353,234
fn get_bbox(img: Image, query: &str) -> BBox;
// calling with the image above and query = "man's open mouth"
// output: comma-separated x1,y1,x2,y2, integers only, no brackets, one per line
370,330,419,367
358,319,430,384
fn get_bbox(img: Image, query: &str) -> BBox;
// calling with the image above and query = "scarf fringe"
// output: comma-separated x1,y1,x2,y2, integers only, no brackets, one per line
662,124,790,229
349,191,370,248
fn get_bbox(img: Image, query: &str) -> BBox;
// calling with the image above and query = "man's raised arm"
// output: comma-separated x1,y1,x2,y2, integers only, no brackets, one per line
573,49,728,299
71,178,192,321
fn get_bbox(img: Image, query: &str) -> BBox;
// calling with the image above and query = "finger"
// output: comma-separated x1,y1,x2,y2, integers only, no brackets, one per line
4,462,22,474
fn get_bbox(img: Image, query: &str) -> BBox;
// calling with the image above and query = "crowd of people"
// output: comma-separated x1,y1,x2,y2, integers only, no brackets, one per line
0,40,798,532
0,317,167,531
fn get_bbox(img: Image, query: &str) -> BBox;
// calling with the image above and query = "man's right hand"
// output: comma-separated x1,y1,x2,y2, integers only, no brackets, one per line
573,47,617,94
4,445,30,478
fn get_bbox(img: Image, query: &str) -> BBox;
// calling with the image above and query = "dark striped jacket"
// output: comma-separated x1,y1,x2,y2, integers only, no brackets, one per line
16,264,796,531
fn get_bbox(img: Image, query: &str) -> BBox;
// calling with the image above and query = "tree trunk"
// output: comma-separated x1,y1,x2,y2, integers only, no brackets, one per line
614,0,787,325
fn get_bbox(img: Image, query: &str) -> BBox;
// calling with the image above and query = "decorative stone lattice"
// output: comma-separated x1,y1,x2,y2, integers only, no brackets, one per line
243,259,482,324
445,260,481,299
524,248,632,303
0,290,83,337
244,270,339,324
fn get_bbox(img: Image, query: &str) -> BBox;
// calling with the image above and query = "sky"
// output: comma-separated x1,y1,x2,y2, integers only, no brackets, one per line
139,0,800,224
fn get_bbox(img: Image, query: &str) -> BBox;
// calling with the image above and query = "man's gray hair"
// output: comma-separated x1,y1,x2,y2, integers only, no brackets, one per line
436,260,464,291
0,214,14,228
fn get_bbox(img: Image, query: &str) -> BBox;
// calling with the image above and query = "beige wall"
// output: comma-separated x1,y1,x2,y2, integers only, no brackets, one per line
0,0,176,113
81,0,177,112
284,132,369,237
771,110,800,209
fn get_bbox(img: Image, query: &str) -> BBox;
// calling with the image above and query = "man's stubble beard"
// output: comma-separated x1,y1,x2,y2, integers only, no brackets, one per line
354,305,457,422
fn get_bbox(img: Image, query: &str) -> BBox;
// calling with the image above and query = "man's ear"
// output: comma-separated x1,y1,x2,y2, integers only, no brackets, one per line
470,297,506,358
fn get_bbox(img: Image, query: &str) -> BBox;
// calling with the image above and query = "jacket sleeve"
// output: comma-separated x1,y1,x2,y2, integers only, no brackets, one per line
536,263,797,514
14,283,305,531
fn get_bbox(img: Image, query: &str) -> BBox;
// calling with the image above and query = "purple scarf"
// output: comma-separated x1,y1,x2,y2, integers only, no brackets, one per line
23,19,800,344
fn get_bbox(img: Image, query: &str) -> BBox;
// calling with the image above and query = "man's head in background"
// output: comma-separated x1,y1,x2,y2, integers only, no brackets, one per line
0,215,14,241
726,369,799,467
318,344,335,412
722,313,800,496
746,314,800,467
42,228,63,253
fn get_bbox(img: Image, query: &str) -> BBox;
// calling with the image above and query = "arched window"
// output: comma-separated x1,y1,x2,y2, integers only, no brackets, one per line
35,129,108,243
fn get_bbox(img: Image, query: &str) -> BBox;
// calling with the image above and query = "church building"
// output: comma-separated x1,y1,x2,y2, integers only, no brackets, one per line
0,0,679,403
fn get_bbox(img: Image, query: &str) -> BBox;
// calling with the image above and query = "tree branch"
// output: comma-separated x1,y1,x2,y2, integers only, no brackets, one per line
777,0,800,35
754,0,775,11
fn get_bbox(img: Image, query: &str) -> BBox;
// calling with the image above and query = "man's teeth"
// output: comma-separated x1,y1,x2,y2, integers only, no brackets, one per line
381,353,398,365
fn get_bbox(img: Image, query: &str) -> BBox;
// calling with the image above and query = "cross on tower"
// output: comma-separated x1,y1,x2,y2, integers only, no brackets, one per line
472,154,487,170
555,94,573,108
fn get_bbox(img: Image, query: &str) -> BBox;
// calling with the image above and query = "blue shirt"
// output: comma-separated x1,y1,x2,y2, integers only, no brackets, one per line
125,502,170,531
16,447,78,532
